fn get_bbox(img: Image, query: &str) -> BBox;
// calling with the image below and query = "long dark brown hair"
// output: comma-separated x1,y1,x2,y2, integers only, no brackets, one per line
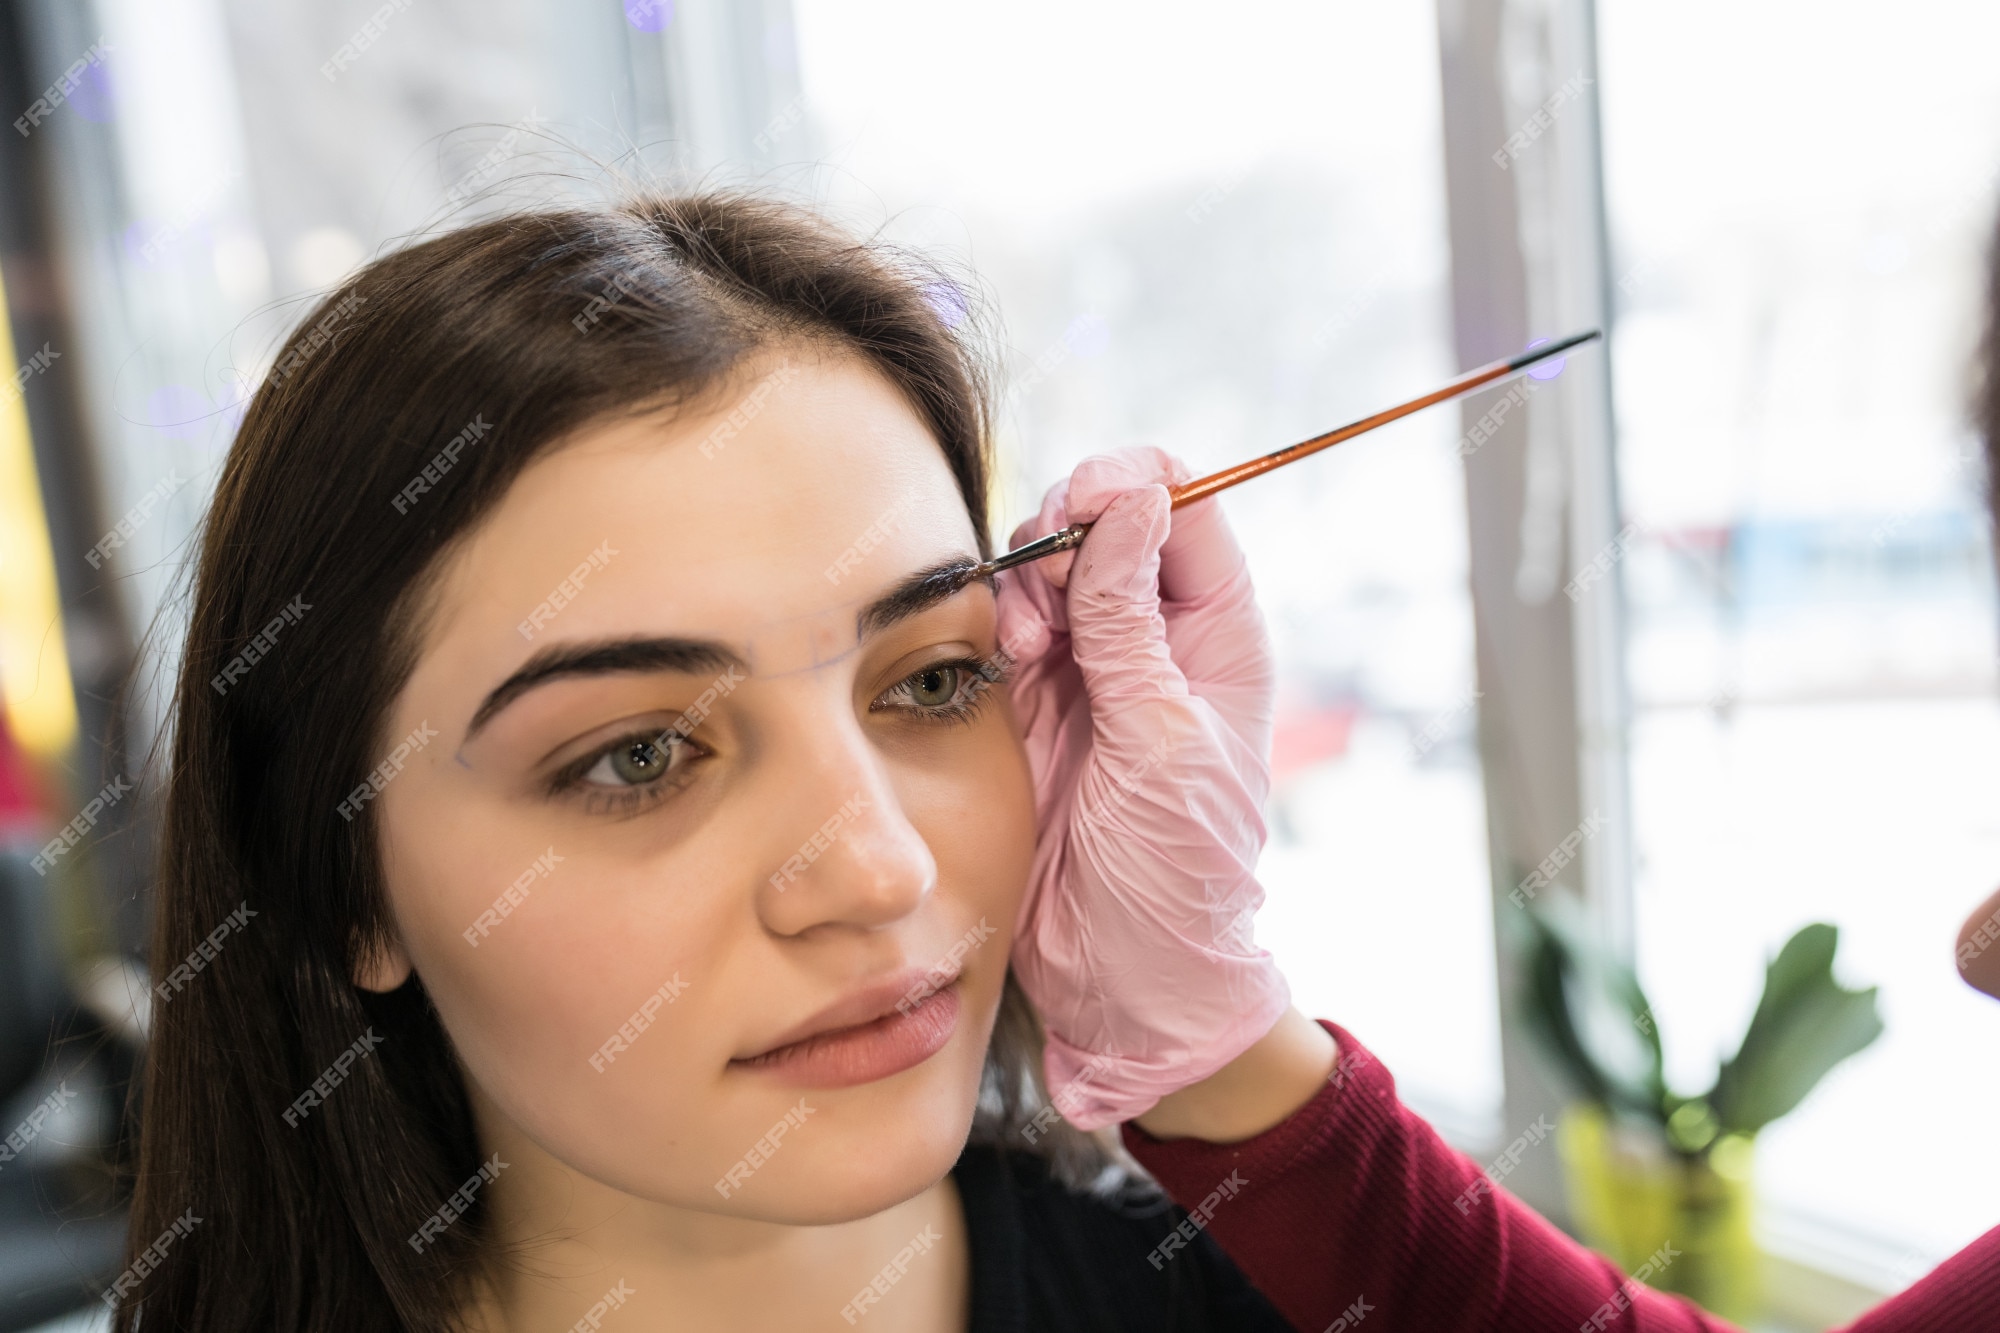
121,193,1113,1332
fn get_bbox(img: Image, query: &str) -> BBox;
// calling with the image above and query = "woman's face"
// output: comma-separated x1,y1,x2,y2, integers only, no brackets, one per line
364,347,1035,1224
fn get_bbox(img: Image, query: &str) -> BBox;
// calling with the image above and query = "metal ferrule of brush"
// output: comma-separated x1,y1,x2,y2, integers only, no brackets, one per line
984,522,1090,575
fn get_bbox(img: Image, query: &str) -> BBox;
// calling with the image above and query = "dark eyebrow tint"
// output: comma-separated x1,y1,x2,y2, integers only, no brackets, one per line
856,557,990,638
466,637,744,741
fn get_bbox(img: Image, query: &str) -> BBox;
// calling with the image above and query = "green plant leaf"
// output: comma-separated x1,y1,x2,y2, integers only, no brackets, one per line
1708,924,1884,1137
1515,898,1666,1122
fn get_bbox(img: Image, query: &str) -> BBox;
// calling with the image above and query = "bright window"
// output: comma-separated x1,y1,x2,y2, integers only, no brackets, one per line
791,0,1503,1138
1600,0,2000,1274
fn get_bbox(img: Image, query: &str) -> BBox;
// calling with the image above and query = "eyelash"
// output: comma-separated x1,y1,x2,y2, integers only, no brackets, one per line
869,653,1009,727
548,652,1010,816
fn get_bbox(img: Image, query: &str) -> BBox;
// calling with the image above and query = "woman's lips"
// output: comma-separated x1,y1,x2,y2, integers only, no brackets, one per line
731,976,962,1089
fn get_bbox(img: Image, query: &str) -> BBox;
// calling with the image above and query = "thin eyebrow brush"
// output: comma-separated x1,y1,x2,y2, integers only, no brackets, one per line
962,327,1601,583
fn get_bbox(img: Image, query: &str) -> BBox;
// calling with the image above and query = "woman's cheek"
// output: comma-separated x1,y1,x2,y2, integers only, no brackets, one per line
910,710,1036,929
423,848,729,1140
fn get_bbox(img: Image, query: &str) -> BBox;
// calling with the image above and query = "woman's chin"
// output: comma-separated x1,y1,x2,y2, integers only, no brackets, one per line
700,1070,984,1224
704,1096,984,1216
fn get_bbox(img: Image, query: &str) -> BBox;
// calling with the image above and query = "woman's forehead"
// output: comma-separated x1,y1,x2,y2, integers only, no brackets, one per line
421,355,981,672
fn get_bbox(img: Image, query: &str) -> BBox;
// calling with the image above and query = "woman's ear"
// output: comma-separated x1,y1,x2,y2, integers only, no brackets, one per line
352,928,415,992
1957,884,2000,1001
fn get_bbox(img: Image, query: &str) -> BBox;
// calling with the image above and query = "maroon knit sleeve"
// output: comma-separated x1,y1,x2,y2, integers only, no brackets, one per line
1839,1225,2000,1333
1120,1021,1739,1332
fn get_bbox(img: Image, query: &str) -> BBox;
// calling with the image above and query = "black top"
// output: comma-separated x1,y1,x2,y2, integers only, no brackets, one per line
951,1142,1296,1333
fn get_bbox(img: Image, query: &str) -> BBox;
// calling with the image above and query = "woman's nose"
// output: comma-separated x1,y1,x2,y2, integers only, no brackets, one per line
754,726,937,936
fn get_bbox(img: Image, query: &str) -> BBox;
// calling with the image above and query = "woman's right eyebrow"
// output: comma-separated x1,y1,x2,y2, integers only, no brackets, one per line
464,636,747,742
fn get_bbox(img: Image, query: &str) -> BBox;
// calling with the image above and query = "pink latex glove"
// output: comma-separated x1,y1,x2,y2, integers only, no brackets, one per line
995,446,1291,1130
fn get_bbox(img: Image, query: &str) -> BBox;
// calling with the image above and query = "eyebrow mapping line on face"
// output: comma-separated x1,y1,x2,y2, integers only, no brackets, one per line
741,555,995,682
453,555,995,760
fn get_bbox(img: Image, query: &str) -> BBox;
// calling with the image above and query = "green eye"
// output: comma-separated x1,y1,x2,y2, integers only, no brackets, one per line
610,739,669,783
870,655,1003,724
584,733,689,787
907,665,961,707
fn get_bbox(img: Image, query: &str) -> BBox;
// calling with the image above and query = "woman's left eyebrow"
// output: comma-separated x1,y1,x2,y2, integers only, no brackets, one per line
855,557,992,638
465,637,746,741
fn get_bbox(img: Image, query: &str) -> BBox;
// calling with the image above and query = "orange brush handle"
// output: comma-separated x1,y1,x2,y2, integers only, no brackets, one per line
1169,328,1600,508
978,328,1600,578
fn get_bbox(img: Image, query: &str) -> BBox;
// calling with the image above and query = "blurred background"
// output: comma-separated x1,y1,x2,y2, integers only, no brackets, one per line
1,0,1997,1327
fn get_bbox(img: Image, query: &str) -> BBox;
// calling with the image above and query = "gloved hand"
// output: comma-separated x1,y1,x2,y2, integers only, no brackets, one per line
995,446,1291,1130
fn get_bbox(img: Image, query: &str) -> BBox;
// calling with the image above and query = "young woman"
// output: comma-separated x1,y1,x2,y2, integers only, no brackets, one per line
119,192,1998,1331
